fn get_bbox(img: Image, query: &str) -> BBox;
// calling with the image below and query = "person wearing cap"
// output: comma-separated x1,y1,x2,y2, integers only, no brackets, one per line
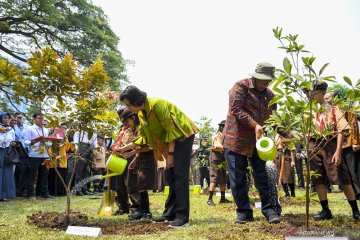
194,138,210,190
223,62,282,224
307,81,360,221
111,107,141,215
207,120,231,206
118,85,198,228
115,107,156,221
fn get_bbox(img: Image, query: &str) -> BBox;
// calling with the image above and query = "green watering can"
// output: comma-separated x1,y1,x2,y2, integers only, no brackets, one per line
100,154,127,179
256,136,278,161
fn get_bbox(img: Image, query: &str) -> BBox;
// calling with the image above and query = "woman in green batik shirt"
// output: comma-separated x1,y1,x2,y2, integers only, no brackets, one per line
118,85,198,228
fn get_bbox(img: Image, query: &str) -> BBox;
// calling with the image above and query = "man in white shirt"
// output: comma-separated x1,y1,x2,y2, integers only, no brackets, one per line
14,112,30,197
23,113,53,200
73,130,97,195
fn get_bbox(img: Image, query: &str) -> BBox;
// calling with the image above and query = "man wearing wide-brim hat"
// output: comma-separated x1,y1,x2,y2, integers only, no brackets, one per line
222,62,282,224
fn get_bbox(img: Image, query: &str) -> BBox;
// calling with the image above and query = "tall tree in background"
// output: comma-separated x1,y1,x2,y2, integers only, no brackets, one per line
327,83,350,99
0,0,127,90
197,116,216,141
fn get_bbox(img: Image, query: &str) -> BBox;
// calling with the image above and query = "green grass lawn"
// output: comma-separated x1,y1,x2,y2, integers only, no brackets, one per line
0,188,359,240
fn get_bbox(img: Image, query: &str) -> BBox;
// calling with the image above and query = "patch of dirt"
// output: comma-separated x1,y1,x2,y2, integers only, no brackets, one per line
27,211,171,236
27,211,88,231
279,197,305,206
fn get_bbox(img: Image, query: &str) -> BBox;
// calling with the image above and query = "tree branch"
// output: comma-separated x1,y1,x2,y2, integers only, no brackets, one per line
0,17,25,23
0,29,34,37
0,44,27,62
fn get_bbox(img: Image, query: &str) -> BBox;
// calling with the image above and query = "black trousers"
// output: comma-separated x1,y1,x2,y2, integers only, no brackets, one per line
74,143,92,192
115,158,140,212
199,167,210,188
225,149,282,218
163,135,194,221
26,158,49,197
14,157,29,195
343,147,360,198
295,157,305,188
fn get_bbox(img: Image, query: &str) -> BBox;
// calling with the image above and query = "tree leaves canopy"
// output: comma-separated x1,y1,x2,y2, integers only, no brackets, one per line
0,0,127,89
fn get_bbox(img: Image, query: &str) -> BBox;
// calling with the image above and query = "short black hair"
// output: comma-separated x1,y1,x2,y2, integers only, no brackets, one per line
117,107,125,117
15,112,22,116
33,112,43,119
313,81,328,91
120,85,147,107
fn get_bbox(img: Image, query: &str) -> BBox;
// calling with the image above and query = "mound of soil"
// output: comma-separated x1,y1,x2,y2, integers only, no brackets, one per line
27,211,171,236
28,211,88,231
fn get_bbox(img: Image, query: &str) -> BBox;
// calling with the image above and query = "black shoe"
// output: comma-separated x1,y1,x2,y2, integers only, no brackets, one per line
141,213,152,220
234,214,254,224
152,215,175,223
268,214,281,224
114,209,129,215
291,193,296,197
82,190,94,195
40,194,54,199
75,191,84,196
168,219,189,228
207,199,215,206
353,211,360,220
128,211,143,220
0,198,8,202
313,209,332,221
26,195,36,200
219,198,232,204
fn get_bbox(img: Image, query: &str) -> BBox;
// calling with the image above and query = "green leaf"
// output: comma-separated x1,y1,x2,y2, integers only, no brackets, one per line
343,76,353,87
355,79,360,88
283,57,292,74
319,63,329,76
269,95,283,106
273,87,285,95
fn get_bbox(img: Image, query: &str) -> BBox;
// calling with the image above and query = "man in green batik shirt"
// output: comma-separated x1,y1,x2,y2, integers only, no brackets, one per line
117,85,198,228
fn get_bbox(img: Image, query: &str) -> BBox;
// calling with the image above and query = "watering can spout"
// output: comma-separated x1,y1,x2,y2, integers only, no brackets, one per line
100,172,121,179
101,154,127,179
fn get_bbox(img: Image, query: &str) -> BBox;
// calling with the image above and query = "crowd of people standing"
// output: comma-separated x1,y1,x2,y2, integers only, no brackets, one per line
1,62,360,228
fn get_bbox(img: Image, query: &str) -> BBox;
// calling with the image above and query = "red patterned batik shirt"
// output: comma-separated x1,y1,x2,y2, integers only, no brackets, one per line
223,78,277,157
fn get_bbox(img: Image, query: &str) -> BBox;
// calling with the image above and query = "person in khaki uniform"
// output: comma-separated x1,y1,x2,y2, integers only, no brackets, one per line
325,91,360,199
341,111,360,199
207,120,231,206
116,107,156,221
92,136,106,193
307,81,360,221
274,135,296,197
111,107,141,215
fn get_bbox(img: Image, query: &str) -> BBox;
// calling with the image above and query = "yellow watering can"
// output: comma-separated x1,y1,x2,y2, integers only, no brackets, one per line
256,136,278,161
100,154,127,179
